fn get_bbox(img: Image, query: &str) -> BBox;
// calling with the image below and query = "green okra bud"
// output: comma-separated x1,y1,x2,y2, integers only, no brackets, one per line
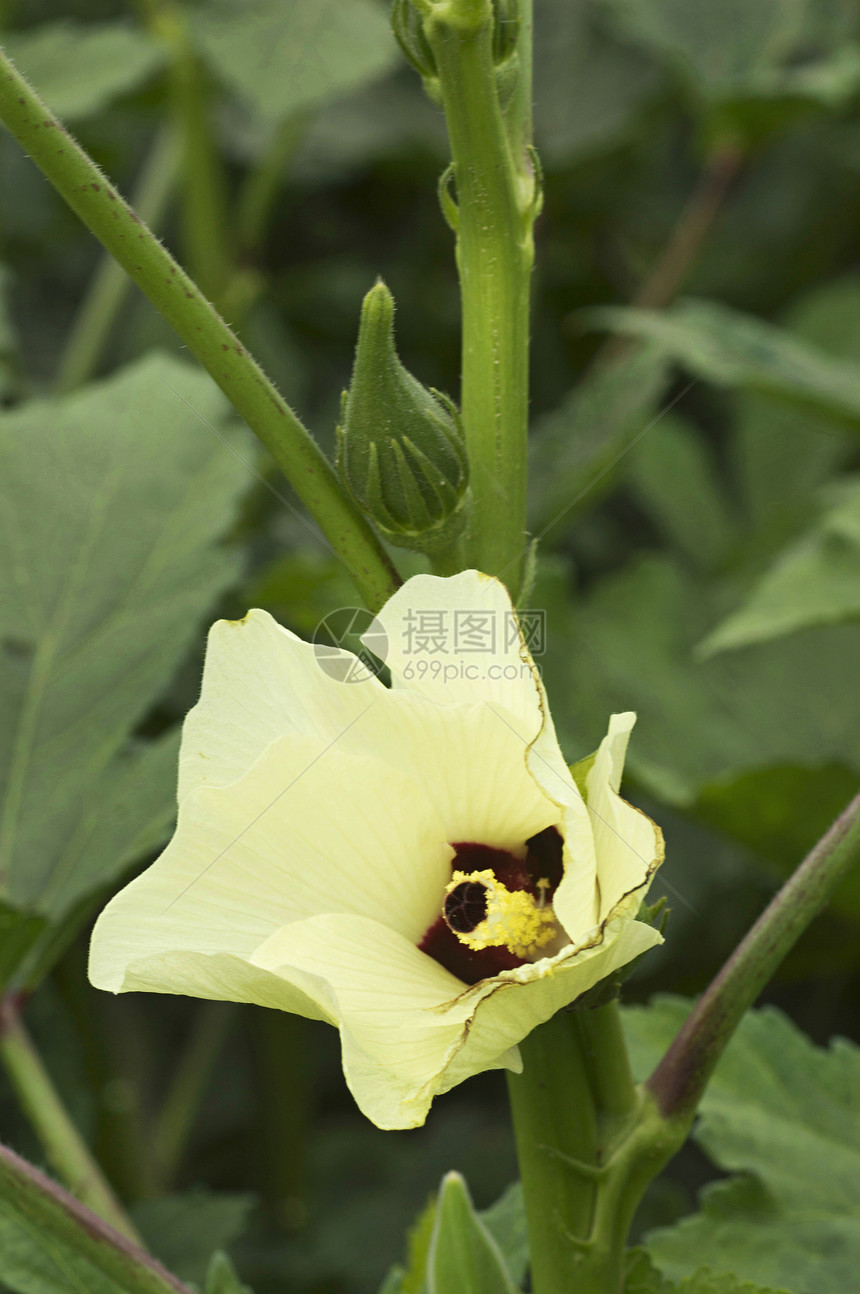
337,280,470,554
391,0,436,81
391,0,521,105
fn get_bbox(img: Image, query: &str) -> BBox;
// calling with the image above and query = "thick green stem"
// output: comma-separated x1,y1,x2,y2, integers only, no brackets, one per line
0,41,400,612
507,1006,685,1294
577,999,637,1122
506,1012,599,1292
648,788,860,1122
424,0,536,588
0,995,140,1243
0,1137,193,1294
56,122,180,392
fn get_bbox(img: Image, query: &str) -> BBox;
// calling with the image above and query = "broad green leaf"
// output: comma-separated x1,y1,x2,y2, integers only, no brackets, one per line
0,1141,192,1294
541,553,860,806
701,478,860,651
679,1273,789,1294
601,0,860,115
528,343,671,533
427,1174,520,1294
534,0,657,166
3,21,164,121
626,414,737,570
733,276,859,531
652,1175,858,1294
626,1249,675,1293
0,903,47,987
589,298,860,430
625,1247,788,1292
132,1192,254,1287
192,0,398,127
479,1184,528,1288
29,729,181,927
625,998,860,1294
0,353,249,983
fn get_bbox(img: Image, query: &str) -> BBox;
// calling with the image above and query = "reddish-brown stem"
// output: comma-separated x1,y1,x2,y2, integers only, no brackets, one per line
648,790,860,1121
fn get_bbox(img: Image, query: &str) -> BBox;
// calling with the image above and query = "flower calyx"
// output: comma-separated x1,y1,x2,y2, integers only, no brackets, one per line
337,279,470,554
391,0,522,107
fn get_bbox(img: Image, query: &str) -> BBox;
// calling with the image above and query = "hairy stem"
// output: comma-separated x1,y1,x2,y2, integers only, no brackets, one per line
648,789,860,1122
506,1012,599,1292
0,994,140,1242
423,0,538,589
508,1005,685,1294
576,999,637,1123
0,41,400,612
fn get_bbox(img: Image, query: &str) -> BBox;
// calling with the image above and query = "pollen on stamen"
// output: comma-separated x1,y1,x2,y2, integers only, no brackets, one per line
443,868,559,959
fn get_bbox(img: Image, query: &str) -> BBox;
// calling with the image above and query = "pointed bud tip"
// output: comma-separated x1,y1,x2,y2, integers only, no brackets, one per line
338,282,469,553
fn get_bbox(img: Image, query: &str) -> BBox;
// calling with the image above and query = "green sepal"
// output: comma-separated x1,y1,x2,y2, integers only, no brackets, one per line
569,898,670,1014
378,1192,436,1294
391,0,442,102
570,751,597,798
492,0,521,65
393,0,521,107
338,279,470,555
427,1173,520,1294
391,0,436,77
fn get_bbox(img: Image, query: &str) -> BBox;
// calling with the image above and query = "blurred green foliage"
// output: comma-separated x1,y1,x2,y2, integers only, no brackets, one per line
0,0,859,1290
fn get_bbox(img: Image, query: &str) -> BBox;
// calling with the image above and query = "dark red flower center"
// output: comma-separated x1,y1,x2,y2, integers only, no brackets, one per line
418,826,564,985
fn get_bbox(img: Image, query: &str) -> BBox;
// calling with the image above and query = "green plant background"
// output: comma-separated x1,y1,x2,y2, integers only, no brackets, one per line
1,1,859,1291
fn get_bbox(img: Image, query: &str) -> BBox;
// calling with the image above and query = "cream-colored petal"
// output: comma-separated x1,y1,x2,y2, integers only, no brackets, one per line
106,947,335,1022
179,603,559,855
371,571,544,738
89,733,451,994
346,692,559,850
178,609,385,801
373,570,571,803
251,908,662,1130
550,714,650,942
370,571,598,924
584,712,664,923
250,913,493,1128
